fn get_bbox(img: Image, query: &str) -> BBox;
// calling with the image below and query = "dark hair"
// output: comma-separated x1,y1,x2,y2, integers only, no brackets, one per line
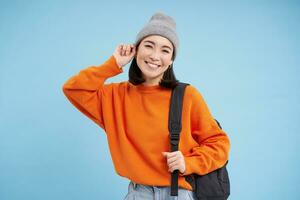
128,42,179,89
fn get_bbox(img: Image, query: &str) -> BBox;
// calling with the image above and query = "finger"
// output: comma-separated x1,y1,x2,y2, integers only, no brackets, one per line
130,44,135,51
125,45,130,56
169,160,179,168
167,151,179,158
121,44,126,56
163,151,179,159
127,44,132,55
162,152,169,157
167,156,178,165
119,44,123,56
123,45,128,56
118,44,123,55
131,45,136,55
129,45,134,52
169,165,179,173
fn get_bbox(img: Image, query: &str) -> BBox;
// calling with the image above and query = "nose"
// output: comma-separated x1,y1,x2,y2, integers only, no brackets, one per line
149,49,160,61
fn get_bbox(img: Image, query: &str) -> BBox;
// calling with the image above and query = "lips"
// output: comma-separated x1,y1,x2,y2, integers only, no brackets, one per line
145,61,160,68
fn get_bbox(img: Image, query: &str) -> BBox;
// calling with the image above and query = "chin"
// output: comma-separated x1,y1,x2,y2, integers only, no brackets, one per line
140,69,162,80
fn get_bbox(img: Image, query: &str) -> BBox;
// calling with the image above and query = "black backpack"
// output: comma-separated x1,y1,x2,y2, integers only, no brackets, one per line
168,82,230,200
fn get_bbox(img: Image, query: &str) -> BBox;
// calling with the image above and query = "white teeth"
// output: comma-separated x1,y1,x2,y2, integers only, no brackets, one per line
148,63,158,68
146,61,159,68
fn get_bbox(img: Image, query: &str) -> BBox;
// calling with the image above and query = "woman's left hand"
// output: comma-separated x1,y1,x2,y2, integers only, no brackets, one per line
162,151,186,174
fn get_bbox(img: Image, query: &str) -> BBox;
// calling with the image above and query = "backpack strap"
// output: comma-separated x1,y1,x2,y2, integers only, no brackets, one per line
168,82,190,196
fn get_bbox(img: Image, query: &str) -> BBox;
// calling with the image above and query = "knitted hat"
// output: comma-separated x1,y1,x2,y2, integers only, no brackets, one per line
134,12,179,60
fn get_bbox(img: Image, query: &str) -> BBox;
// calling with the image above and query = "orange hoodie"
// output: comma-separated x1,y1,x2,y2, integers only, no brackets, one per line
62,55,230,190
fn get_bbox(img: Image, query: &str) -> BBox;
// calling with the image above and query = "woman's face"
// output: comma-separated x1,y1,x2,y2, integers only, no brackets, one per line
135,35,174,86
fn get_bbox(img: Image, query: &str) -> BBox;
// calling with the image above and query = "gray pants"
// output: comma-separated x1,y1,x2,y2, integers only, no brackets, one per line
123,181,196,200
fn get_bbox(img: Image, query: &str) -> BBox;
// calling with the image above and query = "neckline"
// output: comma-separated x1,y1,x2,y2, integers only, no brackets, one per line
128,82,167,93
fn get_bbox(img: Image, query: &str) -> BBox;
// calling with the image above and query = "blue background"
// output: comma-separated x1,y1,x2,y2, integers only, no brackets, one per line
1,1,299,199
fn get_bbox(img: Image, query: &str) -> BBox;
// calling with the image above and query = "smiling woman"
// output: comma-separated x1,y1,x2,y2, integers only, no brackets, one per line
138,36,173,69
62,11,230,200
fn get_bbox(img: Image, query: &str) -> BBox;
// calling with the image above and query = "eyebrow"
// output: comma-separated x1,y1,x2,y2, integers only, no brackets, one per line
143,40,172,51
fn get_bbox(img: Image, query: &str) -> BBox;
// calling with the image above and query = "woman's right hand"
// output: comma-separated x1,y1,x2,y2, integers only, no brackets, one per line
113,44,136,68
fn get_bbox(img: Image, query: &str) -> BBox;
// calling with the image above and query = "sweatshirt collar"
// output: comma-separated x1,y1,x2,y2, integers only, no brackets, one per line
128,82,169,93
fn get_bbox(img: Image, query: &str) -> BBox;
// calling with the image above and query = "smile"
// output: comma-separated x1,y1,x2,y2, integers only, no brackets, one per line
145,61,160,69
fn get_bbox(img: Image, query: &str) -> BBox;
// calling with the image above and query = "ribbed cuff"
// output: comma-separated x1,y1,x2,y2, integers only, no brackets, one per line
179,156,193,176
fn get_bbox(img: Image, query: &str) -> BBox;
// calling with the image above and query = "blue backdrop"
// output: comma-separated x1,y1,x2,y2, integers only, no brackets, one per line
1,1,299,199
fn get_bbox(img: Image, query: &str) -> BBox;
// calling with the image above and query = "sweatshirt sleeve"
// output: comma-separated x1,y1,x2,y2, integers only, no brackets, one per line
180,86,230,176
62,55,123,130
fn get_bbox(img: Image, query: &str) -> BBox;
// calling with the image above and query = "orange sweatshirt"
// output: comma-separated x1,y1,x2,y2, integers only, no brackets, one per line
62,55,230,190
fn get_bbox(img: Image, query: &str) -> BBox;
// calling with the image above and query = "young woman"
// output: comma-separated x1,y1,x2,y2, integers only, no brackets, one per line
62,12,230,200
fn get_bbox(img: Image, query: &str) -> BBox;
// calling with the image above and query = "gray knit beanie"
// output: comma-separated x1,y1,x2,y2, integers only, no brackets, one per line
134,12,179,60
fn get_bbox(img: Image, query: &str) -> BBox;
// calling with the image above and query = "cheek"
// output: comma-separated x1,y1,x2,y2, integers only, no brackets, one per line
136,52,148,63
162,57,173,66
136,56,148,69
138,48,152,56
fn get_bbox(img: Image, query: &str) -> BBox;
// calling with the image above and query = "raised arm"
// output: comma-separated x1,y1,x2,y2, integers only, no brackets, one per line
62,55,123,129
62,44,136,130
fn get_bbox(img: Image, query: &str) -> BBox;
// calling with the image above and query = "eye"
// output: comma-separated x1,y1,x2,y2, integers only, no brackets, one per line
145,45,152,48
163,50,170,53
